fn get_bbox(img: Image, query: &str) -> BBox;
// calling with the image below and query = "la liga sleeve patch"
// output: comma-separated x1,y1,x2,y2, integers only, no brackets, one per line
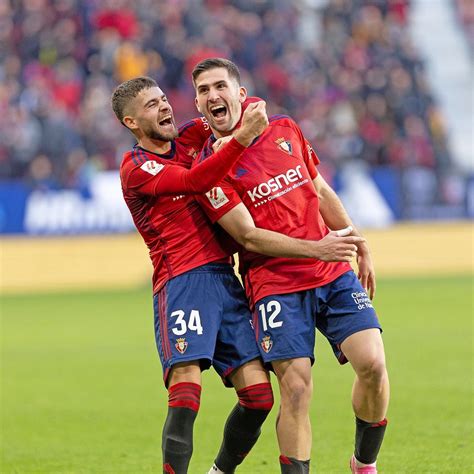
140,160,165,176
205,187,230,209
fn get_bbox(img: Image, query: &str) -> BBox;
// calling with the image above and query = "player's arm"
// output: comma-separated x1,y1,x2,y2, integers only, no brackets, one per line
127,101,268,195
216,203,365,262
313,174,376,298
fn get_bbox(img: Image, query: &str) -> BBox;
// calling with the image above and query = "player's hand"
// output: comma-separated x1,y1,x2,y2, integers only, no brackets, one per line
357,246,376,300
314,227,365,263
234,101,268,147
212,136,233,153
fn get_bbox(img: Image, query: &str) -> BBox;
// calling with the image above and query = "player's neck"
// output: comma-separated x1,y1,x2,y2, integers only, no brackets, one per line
212,129,234,139
138,136,172,155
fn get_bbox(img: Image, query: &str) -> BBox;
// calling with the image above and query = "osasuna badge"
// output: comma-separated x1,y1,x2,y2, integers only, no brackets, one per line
141,160,165,176
175,338,188,354
206,186,229,209
275,137,292,155
261,335,273,353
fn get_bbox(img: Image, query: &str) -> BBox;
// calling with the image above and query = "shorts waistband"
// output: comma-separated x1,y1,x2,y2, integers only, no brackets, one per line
186,262,234,274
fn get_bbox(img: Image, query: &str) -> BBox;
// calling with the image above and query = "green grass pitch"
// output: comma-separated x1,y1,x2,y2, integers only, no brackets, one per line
1,275,472,473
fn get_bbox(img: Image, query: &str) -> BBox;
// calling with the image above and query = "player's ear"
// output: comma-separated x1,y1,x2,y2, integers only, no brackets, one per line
239,86,247,104
123,115,138,131
194,97,201,113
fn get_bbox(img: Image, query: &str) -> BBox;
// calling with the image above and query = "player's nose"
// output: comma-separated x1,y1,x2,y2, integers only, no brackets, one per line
208,88,220,102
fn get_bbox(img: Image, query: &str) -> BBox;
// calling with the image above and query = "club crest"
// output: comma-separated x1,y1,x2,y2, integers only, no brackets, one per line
175,338,188,354
261,335,273,353
275,137,293,155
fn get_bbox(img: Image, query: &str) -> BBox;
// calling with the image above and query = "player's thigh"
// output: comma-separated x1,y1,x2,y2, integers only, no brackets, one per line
153,270,225,384
168,360,202,386
340,328,387,375
253,291,316,364
315,271,381,364
213,273,263,386
272,357,313,398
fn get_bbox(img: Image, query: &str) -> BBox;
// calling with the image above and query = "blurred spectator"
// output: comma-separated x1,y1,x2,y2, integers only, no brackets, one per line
2,0,463,217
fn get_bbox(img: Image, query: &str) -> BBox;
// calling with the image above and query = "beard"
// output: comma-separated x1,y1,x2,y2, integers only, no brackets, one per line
144,123,178,142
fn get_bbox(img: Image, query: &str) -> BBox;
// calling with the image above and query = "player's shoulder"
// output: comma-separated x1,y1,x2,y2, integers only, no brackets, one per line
269,114,299,130
120,147,166,180
194,135,215,165
178,116,209,136
121,148,144,173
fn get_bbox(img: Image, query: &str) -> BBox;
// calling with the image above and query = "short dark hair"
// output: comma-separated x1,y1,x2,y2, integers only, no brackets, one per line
192,58,241,86
111,76,158,123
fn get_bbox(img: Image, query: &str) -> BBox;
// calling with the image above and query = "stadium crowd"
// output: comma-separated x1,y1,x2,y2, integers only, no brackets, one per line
1,0,465,216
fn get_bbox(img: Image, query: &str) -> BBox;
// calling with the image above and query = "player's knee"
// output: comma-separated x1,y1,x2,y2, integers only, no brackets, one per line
281,377,312,410
357,357,387,389
237,382,274,412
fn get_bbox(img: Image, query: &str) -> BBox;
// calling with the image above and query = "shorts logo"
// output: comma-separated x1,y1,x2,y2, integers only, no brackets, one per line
351,291,373,310
275,137,292,155
261,335,273,353
175,338,188,354
206,187,229,209
140,160,164,176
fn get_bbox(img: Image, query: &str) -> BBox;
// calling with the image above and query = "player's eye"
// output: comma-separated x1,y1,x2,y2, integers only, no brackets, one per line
162,96,168,102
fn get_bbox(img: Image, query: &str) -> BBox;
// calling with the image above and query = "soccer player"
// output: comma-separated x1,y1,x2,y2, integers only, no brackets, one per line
111,76,275,474
191,59,390,474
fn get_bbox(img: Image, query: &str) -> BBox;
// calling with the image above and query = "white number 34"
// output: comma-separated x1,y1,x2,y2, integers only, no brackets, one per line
170,310,203,336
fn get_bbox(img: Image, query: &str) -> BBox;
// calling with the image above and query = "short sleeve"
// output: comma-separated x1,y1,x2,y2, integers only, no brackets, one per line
302,139,320,179
195,180,242,223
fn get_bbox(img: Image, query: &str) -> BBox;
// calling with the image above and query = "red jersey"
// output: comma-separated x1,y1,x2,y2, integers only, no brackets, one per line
120,118,243,294
195,115,351,307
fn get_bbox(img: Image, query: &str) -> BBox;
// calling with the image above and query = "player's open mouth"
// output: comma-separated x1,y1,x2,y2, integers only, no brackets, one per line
210,104,227,119
159,115,173,126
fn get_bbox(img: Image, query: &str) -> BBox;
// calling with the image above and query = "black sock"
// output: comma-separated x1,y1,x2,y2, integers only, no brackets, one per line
162,406,197,473
214,404,270,472
354,416,388,464
279,455,310,473
162,382,201,474
215,383,273,472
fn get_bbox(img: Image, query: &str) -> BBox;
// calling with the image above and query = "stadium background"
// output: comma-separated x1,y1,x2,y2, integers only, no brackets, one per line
1,0,472,473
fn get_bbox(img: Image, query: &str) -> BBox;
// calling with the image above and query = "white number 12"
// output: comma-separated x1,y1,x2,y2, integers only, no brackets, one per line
258,301,283,332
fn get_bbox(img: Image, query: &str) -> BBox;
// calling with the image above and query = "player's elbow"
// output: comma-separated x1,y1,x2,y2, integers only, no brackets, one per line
239,229,261,253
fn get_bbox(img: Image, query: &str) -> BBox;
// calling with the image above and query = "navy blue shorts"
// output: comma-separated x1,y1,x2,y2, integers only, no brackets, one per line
153,263,260,387
252,270,382,366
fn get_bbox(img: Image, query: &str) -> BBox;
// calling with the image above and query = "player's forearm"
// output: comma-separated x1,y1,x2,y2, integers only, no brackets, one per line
240,227,321,259
183,138,246,193
319,187,371,255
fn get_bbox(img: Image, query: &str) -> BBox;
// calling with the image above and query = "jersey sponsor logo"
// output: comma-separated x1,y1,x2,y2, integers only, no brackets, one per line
140,160,165,176
260,335,273,353
206,186,229,209
275,137,293,155
247,165,304,202
175,337,188,354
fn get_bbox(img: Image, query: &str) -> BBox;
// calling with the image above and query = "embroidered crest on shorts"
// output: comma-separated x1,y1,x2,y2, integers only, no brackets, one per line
261,335,273,353
275,137,292,155
175,337,188,354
